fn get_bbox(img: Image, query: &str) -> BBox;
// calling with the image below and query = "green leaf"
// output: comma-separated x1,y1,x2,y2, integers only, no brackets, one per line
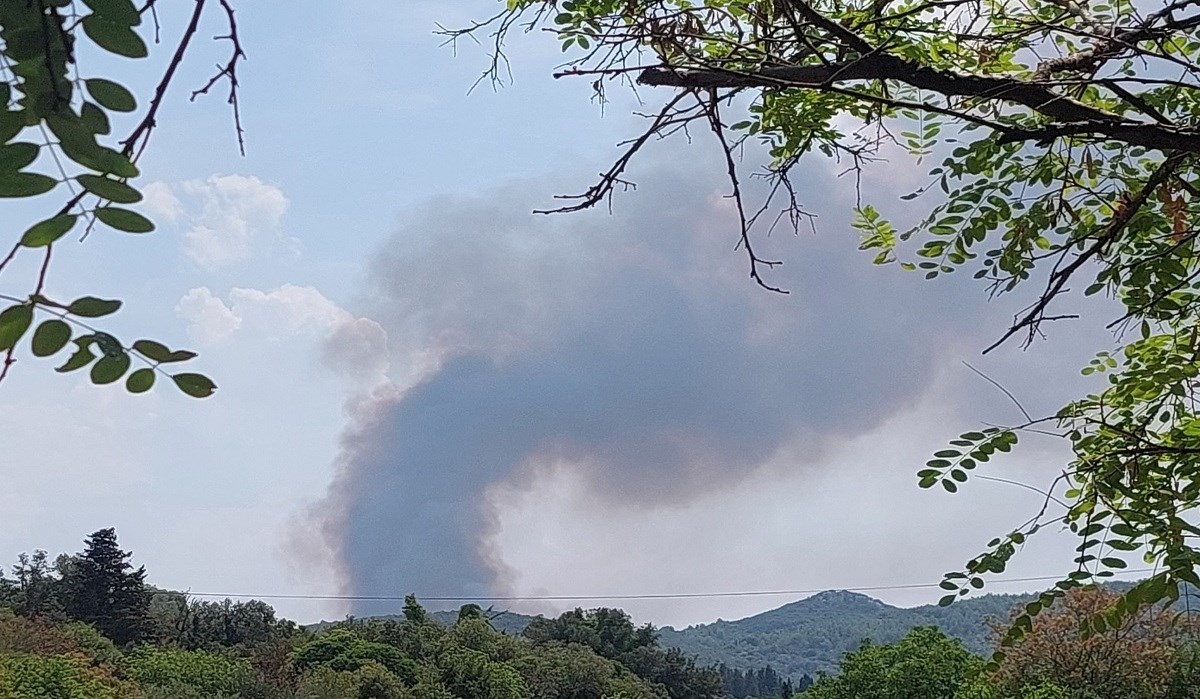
0,172,57,197
94,206,154,233
83,0,141,25
57,339,97,373
91,351,131,384
85,79,137,112
92,146,139,178
172,372,217,398
94,332,123,357
133,339,196,363
49,115,138,176
1111,523,1138,537
82,16,148,58
77,175,141,204
0,142,40,171
0,110,24,143
21,214,77,247
80,102,112,135
125,367,155,393
67,296,122,318
938,594,956,607
0,304,34,350
31,319,71,357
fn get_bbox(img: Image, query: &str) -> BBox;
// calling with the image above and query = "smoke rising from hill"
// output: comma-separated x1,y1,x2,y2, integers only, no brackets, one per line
311,165,1062,610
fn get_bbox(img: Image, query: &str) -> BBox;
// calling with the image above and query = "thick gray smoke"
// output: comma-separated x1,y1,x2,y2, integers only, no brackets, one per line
312,162,1099,612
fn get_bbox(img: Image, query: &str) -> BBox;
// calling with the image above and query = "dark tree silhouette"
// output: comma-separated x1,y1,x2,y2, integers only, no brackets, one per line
64,528,150,646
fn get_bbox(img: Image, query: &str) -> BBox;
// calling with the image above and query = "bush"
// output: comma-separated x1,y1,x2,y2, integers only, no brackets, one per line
0,652,136,699
139,684,242,699
128,647,260,697
804,627,983,699
291,629,417,682
296,665,358,699
296,662,412,699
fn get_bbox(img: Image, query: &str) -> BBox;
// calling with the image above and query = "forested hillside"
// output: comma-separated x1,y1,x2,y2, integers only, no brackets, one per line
0,530,794,698
361,590,1044,680
343,587,1185,681
4,529,1200,699
659,590,1037,679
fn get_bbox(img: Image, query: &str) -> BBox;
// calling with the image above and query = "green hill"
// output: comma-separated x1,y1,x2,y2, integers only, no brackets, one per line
657,590,1035,680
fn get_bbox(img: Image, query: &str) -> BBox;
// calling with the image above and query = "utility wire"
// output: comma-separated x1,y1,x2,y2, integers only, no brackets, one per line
184,568,1159,603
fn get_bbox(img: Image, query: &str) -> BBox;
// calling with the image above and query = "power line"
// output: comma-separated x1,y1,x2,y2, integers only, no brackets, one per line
184,568,1157,604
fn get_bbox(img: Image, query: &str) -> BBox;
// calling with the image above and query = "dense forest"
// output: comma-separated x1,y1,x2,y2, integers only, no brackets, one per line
3,530,1200,698
0,530,794,698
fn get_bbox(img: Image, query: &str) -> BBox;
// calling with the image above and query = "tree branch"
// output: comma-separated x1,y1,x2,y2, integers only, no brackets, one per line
638,59,1200,153
983,153,1188,353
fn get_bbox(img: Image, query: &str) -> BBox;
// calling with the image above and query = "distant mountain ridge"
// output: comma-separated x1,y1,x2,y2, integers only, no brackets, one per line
656,589,1035,680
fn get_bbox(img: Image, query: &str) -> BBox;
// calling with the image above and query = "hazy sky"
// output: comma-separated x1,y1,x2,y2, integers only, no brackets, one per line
0,1,1131,627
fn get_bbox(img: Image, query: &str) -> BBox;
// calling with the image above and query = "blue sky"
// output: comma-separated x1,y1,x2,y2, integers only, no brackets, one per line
0,1,1127,626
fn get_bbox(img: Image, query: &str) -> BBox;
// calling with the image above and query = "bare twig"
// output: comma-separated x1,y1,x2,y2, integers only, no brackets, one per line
189,0,246,155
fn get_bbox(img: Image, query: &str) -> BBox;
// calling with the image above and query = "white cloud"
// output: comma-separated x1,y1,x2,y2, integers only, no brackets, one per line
152,174,290,269
176,284,389,385
176,287,242,344
226,285,355,332
142,181,185,222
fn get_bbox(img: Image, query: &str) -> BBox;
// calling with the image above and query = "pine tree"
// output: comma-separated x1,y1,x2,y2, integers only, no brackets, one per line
796,674,814,692
402,594,428,624
64,528,150,645
6,550,66,618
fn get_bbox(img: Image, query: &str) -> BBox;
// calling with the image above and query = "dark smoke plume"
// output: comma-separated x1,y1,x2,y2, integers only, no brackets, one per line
313,164,1069,611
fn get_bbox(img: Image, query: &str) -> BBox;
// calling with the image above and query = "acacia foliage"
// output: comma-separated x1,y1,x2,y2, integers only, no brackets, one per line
0,0,234,396
474,0,1200,637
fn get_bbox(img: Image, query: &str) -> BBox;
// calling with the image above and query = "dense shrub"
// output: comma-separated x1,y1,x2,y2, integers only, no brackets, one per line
296,662,412,699
291,629,418,682
0,652,135,699
127,647,260,697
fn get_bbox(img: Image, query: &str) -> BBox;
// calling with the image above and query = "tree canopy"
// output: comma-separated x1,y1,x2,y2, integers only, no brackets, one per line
802,627,983,699
2,530,808,698
462,0,1200,640
63,527,150,646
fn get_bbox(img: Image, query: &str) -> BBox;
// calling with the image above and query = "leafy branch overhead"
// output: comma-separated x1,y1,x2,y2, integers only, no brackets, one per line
0,0,244,397
467,0,1200,647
